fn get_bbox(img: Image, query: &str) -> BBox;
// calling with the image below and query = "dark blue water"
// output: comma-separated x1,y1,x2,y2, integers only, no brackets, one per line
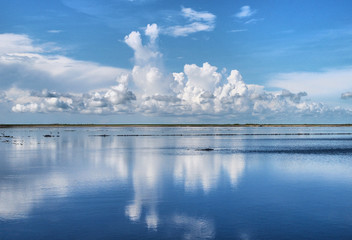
0,127,352,239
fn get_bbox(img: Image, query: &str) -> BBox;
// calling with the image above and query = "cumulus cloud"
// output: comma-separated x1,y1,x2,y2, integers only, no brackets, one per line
235,6,256,19
136,59,344,119
124,26,161,66
164,7,216,37
1,26,351,121
124,24,172,95
0,33,128,92
5,76,136,114
145,23,159,44
184,62,221,92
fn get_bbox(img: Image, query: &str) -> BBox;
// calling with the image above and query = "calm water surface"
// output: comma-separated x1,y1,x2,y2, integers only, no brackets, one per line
0,127,352,239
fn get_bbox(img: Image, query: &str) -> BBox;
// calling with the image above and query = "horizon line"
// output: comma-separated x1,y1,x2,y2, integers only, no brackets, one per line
1,123,352,128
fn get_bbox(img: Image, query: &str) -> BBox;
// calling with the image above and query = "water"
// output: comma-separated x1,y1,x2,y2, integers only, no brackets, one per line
0,127,352,239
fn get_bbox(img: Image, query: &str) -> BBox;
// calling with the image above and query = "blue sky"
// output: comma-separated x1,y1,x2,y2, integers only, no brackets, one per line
0,0,352,123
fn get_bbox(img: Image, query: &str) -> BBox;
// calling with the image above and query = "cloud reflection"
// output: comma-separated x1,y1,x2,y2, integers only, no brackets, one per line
125,137,164,230
0,174,68,219
174,154,245,192
0,128,245,235
173,214,215,239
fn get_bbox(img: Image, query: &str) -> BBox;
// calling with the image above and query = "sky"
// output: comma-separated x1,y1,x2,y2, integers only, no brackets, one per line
1,0,352,124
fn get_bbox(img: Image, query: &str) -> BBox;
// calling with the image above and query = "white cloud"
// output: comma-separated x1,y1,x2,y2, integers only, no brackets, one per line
124,25,171,95
0,34,128,92
164,7,216,37
0,34,43,54
165,22,215,37
268,67,352,99
124,30,161,66
1,27,351,121
235,5,256,19
145,23,159,44
184,62,221,92
131,65,171,95
5,77,136,114
4,55,339,120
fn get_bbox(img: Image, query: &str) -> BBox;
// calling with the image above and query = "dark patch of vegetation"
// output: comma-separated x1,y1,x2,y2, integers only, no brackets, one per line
196,148,214,151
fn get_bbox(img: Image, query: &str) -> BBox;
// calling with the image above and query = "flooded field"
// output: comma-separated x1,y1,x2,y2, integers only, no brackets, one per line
1,127,352,239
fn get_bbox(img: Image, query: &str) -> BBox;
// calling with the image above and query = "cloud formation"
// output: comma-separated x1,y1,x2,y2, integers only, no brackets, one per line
1,26,351,121
6,82,136,114
0,34,128,92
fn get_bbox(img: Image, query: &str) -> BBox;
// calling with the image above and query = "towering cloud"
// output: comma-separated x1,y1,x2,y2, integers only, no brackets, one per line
0,26,351,122
124,24,172,96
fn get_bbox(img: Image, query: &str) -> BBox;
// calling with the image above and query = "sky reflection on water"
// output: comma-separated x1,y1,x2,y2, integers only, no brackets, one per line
0,127,352,239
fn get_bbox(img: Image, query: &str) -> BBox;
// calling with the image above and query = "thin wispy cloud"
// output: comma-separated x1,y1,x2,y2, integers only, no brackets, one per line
244,18,264,24
47,30,62,34
229,29,247,33
164,7,216,37
181,7,215,22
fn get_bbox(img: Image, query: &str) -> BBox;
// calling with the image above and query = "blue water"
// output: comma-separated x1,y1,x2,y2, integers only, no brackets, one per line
0,127,352,239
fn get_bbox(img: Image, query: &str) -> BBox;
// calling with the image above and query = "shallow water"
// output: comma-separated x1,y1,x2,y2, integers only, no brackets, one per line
0,127,352,239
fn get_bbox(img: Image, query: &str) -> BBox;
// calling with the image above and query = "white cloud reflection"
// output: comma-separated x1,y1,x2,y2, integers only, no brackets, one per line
1,128,352,237
174,154,245,193
0,174,68,220
0,128,245,237
125,138,163,229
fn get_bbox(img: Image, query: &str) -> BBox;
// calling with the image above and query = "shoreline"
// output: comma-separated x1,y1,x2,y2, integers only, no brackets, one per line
1,124,352,128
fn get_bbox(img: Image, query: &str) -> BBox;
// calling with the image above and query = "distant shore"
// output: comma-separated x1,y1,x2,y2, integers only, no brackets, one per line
1,124,352,128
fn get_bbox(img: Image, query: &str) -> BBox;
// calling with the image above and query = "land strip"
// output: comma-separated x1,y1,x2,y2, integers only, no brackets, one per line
1,124,352,128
